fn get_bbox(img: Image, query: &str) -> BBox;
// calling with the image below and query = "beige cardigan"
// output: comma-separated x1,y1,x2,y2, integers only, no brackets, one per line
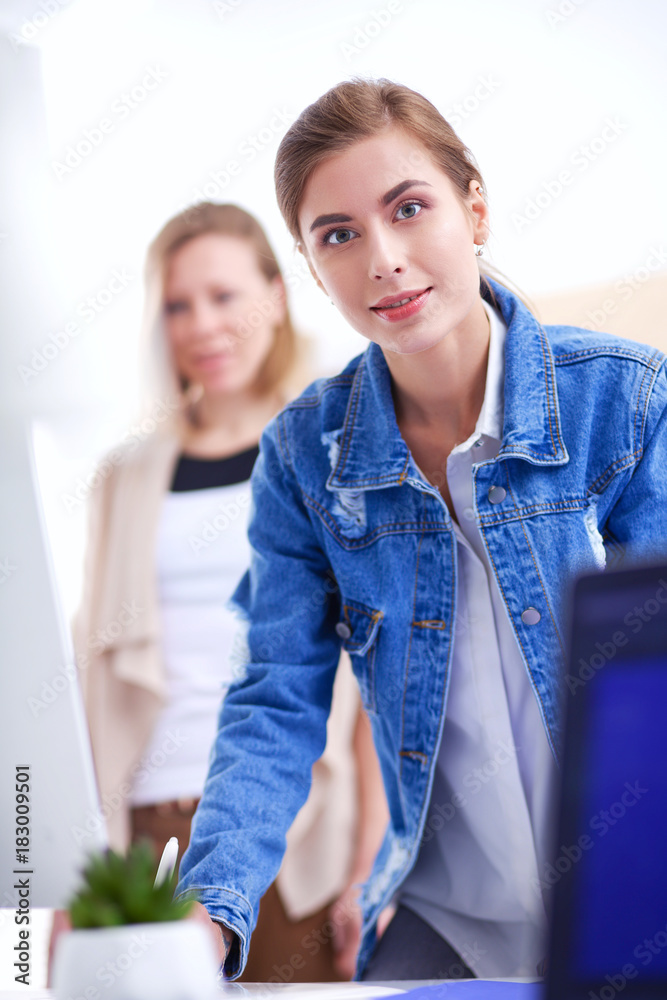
75,428,360,919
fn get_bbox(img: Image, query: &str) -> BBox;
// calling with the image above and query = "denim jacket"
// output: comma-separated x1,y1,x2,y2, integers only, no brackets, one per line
177,278,667,978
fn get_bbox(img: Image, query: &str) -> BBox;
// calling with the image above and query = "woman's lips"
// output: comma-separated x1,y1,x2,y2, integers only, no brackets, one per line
193,351,234,371
370,288,431,322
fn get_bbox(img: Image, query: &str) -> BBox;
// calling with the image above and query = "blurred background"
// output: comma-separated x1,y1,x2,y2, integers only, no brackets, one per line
1,0,666,986
1,0,666,617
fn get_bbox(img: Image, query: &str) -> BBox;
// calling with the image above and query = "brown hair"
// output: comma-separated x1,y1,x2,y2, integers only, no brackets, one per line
276,78,486,240
142,202,299,410
275,78,519,303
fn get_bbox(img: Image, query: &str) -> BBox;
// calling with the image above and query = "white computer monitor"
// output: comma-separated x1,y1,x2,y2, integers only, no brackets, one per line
0,418,107,909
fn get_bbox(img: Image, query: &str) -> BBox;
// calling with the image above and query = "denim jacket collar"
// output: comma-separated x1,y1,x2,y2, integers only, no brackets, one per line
326,278,569,491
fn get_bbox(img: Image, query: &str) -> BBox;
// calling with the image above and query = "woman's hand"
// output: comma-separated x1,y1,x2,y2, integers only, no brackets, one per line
329,700,393,979
377,900,397,939
330,886,397,980
330,884,362,980
189,900,235,970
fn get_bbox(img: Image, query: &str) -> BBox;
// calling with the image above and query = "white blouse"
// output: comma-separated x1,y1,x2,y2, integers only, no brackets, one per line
399,301,559,976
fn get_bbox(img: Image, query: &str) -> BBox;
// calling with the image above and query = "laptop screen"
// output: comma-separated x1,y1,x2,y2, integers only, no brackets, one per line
547,566,667,1000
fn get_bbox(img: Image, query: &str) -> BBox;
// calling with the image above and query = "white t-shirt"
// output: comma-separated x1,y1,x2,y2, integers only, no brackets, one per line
399,300,559,976
130,476,252,806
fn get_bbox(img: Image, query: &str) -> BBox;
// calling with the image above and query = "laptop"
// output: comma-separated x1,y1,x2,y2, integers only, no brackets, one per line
546,561,667,1000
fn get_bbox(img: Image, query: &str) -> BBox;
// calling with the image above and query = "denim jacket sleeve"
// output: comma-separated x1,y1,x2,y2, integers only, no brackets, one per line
604,362,667,562
175,412,342,978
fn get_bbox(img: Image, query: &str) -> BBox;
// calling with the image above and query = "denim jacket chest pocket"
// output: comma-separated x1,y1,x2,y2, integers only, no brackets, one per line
337,598,384,714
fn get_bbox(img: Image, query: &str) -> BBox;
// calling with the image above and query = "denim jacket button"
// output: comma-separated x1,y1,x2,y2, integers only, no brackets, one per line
488,485,507,504
521,607,541,625
335,622,352,640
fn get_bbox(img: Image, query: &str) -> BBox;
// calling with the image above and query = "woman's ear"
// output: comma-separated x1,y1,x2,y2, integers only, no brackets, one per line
467,179,490,246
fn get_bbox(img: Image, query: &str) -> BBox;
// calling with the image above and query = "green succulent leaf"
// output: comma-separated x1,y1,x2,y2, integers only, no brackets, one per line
67,843,194,929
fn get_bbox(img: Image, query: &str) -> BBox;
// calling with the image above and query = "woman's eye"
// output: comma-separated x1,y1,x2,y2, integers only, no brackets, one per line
165,301,187,315
324,228,356,246
215,292,233,303
395,201,422,220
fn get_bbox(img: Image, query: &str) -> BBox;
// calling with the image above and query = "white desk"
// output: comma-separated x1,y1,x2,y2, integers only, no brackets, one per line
0,980,541,1000
0,986,406,1000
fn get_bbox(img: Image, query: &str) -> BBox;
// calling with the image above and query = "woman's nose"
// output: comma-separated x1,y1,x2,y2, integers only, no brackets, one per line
367,226,407,281
188,301,224,337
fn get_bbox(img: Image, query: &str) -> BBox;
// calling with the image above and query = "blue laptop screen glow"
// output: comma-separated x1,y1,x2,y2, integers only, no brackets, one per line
571,657,667,978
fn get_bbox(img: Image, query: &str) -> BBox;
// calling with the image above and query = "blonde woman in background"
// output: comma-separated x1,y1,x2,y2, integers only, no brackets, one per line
51,203,389,982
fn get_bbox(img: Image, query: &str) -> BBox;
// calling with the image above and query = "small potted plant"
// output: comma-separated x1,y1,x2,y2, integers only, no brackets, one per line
52,842,219,1000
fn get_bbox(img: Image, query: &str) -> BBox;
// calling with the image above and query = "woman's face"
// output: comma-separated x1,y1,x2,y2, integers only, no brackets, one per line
298,126,489,357
164,233,285,396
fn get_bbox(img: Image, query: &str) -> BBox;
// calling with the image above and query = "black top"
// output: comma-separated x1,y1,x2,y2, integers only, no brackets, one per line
169,444,260,492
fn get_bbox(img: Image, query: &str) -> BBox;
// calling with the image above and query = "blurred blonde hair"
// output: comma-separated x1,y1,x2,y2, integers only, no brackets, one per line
141,202,307,428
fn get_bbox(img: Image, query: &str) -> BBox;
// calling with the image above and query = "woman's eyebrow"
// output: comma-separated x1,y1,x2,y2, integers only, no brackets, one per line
308,180,432,234
381,179,432,206
309,212,352,234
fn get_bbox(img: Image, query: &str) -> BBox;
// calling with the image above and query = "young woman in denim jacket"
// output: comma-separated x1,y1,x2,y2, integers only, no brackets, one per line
179,80,667,981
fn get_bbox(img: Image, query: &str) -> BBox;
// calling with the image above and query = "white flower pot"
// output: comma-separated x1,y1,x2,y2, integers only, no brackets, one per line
53,920,220,1000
